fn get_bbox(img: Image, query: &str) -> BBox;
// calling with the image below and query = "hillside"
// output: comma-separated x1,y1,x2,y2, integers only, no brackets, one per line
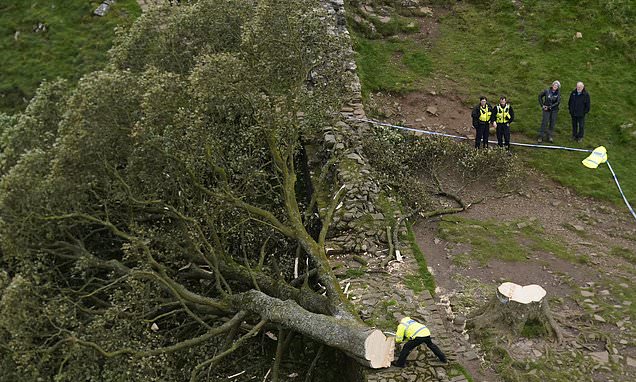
0,1,141,113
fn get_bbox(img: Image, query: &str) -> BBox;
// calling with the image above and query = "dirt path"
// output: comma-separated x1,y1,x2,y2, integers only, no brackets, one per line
411,165,636,381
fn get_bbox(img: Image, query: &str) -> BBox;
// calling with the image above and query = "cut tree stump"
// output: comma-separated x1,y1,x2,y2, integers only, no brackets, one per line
468,282,563,342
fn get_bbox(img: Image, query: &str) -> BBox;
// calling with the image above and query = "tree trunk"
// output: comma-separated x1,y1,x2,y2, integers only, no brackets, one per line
234,290,394,368
468,283,563,342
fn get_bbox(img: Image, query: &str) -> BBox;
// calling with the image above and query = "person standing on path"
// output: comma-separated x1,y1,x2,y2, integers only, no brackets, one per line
392,317,448,368
495,96,515,150
538,80,562,143
568,81,591,142
471,96,496,149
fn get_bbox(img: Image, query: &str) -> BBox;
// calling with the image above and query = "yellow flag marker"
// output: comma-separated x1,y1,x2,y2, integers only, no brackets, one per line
582,146,607,169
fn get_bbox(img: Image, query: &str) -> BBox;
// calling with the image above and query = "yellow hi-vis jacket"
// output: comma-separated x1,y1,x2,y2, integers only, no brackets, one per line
495,104,511,123
395,317,431,343
582,146,608,169
479,105,492,122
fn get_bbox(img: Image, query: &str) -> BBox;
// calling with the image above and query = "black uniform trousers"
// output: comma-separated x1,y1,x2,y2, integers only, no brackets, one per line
395,336,447,367
571,115,585,139
496,123,511,149
474,122,489,148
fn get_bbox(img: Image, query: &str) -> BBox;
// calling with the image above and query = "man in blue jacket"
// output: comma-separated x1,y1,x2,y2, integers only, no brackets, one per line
568,81,591,142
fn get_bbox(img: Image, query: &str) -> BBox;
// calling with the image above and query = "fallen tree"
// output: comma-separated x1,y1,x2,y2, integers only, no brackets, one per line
0,1,394,381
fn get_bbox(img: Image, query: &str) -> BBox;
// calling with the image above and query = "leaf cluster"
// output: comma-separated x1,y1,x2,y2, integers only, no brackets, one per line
0,1,353,380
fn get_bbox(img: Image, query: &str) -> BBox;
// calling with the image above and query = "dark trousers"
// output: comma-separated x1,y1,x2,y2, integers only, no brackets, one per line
539,109,558,138
474,123,489,148
496,123,510,149
396,336,447,366
571,115,585,139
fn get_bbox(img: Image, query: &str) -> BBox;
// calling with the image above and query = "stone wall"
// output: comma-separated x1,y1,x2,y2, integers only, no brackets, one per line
317,0,404,255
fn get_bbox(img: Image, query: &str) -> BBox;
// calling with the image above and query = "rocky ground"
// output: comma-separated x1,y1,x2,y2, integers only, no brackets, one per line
330,164,635,382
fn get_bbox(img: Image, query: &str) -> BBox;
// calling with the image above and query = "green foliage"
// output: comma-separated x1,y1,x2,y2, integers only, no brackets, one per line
364,129,521,214
0,1,352,380
0,0,141,113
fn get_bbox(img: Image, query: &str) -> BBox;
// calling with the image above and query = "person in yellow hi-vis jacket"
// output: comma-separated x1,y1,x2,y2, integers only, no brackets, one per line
392,317,447,368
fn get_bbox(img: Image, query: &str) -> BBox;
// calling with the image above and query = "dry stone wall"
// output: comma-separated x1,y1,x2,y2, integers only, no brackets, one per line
318,0,405,255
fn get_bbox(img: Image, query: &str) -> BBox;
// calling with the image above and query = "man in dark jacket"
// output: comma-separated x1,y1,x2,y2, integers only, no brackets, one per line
495,96,515,150
568,81,591,142
538,80,561,143
471,96,496,149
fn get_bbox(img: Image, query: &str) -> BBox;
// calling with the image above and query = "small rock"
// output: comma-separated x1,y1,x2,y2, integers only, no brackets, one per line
571,224,585,232
575,32,583,39
627,356,636,368
419,7,434,17
599,290,610,296
464,350,479,361
590,351,609,364
580,290,595,297
454,315,466,326
426,105,438,116
593,314,606,323
532,349,543,357
433,238,441,245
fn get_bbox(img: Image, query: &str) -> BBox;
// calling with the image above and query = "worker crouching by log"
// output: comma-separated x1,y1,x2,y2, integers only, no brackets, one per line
392,317,448,368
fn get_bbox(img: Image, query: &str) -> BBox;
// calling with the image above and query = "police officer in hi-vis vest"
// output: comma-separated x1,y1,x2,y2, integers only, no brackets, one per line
471,96,496,149
392,317,447,368
495,96,515,150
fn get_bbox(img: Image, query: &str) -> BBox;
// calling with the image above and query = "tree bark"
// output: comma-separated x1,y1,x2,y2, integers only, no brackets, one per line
233,290,394,368
468,283,563,342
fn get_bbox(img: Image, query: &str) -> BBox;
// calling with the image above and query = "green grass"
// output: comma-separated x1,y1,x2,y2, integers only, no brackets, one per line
448,363,475,382
350,0,636,212
609,246,636,264
430,0,636,209
352,35,431,96
404,224,436,295
0,1,141,113
439,216,583,265
345,268,367,278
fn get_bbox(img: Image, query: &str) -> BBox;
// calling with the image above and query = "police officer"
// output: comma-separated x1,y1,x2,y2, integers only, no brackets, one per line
471,96,496,149
538,80,561,143
392,317,447,368
495,96,515,150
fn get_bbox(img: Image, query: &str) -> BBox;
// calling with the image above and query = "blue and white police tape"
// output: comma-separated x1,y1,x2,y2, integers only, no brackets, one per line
347,116,636,222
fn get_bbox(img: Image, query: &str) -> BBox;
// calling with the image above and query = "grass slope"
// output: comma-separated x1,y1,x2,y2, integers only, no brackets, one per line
0,1,141,113
433,0,635,208
349,0,636,211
